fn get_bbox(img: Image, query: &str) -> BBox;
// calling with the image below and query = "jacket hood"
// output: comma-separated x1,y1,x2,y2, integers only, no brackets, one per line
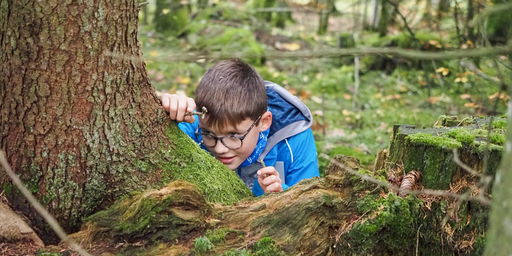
261,81,313,159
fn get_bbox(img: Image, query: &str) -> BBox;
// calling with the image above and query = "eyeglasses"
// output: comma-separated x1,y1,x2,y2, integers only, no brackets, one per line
195,115,262,150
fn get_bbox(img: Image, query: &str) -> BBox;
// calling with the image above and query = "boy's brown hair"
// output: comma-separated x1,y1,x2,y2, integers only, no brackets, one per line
195,59,267,131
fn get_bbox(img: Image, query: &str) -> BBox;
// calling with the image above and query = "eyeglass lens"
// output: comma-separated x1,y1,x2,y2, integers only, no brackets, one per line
202,135,243,149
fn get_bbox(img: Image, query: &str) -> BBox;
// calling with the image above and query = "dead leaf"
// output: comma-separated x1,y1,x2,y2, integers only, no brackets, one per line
342,109,352,116
312,110,324,116
299,90,311,101
464,102,480,108
435,67,450,76
177,76,191,85
311,96,322,104
149,51,159,57
398,85,408,92
460,94,471,99
285,86,297,95
343,94,352,100
427,96,439,104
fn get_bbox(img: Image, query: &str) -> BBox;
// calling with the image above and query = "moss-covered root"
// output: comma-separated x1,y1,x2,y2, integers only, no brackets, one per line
69,180,213,245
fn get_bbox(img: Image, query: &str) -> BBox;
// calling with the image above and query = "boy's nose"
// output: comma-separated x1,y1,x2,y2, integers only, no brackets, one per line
214,141,230,154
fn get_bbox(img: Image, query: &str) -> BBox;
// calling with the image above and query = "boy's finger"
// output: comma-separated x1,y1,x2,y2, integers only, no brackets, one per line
266,183,283,193
262,175,281,186
257,167,278,177
186,97,196,113
169,94,179,120
184,115,196,123
176,95,188,122
161,94,170,111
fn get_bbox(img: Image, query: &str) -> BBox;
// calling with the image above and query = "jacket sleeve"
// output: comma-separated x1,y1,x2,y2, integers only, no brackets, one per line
283,128,320,187
177,116,200,143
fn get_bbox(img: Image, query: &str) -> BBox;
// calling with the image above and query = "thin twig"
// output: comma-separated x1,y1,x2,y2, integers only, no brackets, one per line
416,224,423,256
320,153,490,205
0,151,92,256
386,0,417,41
138,1,149,7
460,60,501,86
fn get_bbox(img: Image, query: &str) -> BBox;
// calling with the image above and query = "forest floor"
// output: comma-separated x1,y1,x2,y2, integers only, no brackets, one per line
140,0,509,176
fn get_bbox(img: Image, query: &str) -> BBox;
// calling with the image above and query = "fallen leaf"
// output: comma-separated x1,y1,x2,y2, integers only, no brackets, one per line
343,94,352,100
435,67,450,76
299,90,311,101
285,86,297,95
177,76,191,85
464,102,480,108
311,96,322,104
460,94,471,99
398,85,408,92
149,51,159,57
313,110,324,116
282,42,301,51
427,96,439,104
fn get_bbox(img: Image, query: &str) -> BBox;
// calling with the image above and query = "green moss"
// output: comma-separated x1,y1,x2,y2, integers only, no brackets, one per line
205,228,229,244
3,183,12,195
491,119,507,129
422,147,456,189
222,248,249,256
489,132,505,145
157,125,252,205
193,236,214,255
407,133,461,149
473,141,504,153
344,193,423,255
135,160,153,173
446,128,476,144
250,237,286,256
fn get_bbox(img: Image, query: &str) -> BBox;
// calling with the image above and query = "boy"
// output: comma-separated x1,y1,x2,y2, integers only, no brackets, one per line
161,59,319,196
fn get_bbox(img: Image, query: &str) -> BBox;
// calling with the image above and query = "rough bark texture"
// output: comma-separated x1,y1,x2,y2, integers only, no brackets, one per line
484,104,512,255
0,0,251,244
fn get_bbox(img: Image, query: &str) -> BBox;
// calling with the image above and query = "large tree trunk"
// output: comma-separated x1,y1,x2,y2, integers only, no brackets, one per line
0,0,251,244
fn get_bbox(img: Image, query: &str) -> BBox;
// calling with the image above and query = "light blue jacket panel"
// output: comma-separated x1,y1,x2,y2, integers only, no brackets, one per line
249,127,319,196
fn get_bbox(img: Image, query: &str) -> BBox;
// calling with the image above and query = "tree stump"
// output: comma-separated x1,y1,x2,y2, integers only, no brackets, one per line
387,116,504,189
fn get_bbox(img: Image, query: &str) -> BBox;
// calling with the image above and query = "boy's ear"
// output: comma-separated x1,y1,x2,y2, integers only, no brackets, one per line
259,111,272,131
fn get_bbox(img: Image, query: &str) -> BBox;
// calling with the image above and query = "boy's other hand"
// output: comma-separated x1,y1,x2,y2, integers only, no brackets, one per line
161,93,196,123
257,167,283,193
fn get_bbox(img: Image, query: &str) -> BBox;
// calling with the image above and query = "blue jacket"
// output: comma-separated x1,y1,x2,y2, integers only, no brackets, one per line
179,81,320,196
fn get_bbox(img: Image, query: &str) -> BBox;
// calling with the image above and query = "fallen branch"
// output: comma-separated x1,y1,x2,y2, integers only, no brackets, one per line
105,45,512,63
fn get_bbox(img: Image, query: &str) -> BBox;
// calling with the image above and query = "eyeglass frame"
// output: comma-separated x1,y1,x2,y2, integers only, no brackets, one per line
195,115,262,150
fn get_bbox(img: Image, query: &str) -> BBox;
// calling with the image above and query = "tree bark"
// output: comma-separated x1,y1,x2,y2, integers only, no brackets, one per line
0,0,250,244
317,0,335,35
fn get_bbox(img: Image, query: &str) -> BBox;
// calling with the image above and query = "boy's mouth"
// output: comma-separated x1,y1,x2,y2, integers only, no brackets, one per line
218,156,235,164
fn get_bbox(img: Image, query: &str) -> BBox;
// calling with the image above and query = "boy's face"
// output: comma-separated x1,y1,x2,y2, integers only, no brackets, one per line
198,111,272,170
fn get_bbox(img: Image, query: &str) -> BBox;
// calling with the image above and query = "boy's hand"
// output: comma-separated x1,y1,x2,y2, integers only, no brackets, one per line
161,93,196,123
257,167,283,193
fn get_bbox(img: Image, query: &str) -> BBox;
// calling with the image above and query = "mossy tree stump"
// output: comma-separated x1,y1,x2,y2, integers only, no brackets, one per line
387,116,505,189
63,154,490,255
